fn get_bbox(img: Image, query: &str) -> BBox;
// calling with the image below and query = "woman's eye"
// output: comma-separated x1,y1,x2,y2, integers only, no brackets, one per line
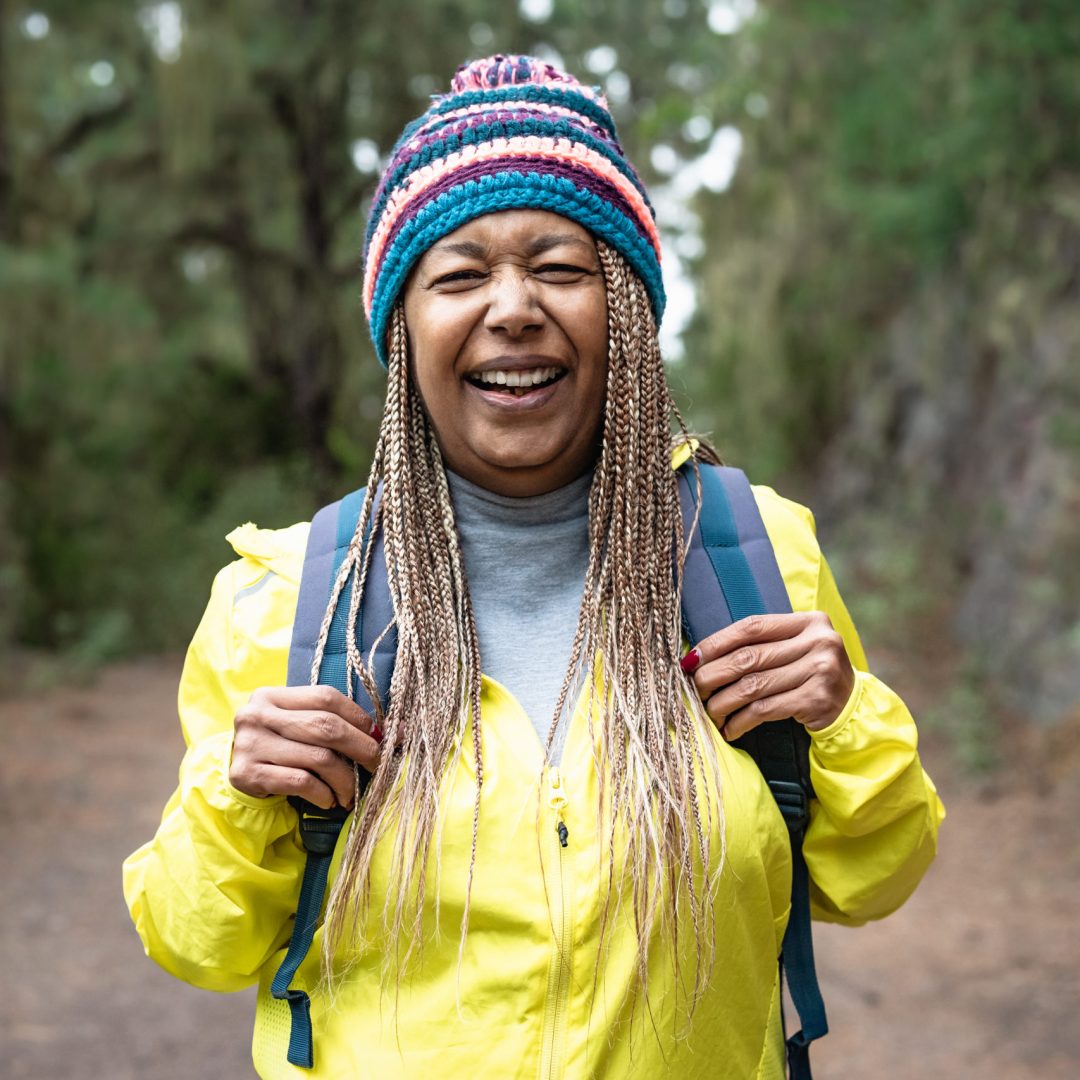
435,270,485,286
534,263,590,281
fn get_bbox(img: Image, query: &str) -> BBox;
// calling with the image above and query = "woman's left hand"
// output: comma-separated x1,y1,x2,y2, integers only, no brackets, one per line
681,613,855,741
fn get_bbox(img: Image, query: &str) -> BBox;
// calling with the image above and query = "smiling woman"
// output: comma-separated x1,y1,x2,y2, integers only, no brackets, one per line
404,211,608,495
123,54,944,1080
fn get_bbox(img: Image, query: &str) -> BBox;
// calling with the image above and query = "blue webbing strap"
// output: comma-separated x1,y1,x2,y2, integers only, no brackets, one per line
272,486,390,1070
678,463,828,1080
782,821,824,1080
269,801,348,1069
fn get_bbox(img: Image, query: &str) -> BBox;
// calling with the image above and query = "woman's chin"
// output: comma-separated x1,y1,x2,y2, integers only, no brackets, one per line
449,442,595,495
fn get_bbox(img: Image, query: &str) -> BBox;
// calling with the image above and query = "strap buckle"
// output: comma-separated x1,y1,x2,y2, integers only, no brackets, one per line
288,796,350,855
768,779,810,832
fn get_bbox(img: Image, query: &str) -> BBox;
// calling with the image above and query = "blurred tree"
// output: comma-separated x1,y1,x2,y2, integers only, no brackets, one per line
681,0,1080,726
2,0,1077,737
0,0,725,657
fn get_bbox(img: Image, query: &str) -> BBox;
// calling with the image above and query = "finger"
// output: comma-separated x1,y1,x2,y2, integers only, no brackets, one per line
704,656,815,726
263,707,382,772
692,635,810,698
259,732,363,808
684,613,815,672
232,731,359,808
252,685,375,734
719,685,814,742
240,762,340,810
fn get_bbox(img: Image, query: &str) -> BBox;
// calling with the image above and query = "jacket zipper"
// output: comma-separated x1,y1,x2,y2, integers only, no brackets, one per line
539,767,573,1080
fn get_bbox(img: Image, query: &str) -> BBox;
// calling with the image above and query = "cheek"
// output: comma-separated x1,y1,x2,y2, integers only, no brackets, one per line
579,287,608,355
575,299,609,413
406,306,468,392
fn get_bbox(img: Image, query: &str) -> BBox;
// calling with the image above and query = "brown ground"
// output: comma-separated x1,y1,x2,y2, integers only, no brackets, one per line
2,657,1078,1079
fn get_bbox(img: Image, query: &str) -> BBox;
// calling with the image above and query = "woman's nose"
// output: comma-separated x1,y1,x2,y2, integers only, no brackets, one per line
483,270,544,337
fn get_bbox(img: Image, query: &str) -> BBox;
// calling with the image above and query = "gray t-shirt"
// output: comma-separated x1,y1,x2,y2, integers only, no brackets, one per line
446,469,591,765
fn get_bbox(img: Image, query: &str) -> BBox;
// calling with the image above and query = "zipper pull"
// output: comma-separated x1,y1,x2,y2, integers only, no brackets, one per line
549,767,570,848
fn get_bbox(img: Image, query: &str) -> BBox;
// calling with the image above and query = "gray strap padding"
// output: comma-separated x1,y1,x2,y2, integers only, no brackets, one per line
678,464,794,647
286,499,342,688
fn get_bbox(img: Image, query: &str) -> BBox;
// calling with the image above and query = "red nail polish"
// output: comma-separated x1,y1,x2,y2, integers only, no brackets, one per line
679,648,702,674
371,724,383,743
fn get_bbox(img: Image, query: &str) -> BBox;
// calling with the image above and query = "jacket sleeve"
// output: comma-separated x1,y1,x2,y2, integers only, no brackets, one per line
122,551,307,992
757,487,946,926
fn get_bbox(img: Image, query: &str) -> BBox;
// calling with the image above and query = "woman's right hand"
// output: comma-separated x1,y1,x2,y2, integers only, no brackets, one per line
229,686,382,810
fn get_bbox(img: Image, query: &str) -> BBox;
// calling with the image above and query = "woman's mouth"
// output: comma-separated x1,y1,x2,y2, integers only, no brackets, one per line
464,366,568,397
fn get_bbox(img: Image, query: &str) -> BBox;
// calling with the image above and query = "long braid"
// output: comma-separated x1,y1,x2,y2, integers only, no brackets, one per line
548,242,726,1019
319,249,725,1025
320,303,485,987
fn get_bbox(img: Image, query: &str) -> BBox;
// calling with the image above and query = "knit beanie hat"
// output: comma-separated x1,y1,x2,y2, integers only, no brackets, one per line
362,53,665,368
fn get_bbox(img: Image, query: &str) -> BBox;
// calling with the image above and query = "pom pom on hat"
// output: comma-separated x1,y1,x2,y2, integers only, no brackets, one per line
448,54,602,98
362,53,664,369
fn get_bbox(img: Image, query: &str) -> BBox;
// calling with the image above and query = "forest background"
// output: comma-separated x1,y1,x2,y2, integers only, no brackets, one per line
2,2,1080,1078
3,0,1079,757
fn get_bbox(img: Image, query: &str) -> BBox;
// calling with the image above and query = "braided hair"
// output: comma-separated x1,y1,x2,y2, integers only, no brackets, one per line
315,241,725,1019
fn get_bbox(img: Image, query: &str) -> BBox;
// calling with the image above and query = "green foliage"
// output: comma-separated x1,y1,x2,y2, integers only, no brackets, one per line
681,0,1080,484
1,0,1077,744
825,504,1006,776
0,0,730,658
922,655,1002,776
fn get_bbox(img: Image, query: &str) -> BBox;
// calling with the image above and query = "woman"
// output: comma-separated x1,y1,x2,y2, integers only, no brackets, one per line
124,55,944,1079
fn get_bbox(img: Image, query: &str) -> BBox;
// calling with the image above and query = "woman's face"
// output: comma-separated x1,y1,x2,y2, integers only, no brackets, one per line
402,209,609,497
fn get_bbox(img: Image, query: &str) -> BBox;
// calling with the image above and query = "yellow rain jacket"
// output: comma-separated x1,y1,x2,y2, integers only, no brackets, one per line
123,480,944,1079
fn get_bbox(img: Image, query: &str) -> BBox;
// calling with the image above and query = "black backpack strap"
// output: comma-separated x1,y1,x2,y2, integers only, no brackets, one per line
678,462,828,1080
270,484,396,1070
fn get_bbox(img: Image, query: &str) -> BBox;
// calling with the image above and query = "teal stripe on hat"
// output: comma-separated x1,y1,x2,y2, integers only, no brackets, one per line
368,171,665,369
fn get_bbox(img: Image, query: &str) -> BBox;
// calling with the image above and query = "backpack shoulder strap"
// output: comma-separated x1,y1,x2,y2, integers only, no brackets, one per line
677,461,828,1080
270,484,396,1070
292,484,396,715
285,492,354,687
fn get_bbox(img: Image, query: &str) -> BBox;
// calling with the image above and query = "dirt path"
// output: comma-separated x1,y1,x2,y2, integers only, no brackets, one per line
2,658,1077,1079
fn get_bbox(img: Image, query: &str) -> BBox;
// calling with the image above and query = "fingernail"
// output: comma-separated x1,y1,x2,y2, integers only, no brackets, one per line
371,724,384,743
679,648,702,674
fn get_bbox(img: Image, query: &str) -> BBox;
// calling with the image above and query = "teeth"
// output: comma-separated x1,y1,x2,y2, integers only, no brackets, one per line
474,366,560,388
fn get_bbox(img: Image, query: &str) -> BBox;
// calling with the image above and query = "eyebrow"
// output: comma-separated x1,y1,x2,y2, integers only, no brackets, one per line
525,234,595,257
428,234,595,260
432,239,488,259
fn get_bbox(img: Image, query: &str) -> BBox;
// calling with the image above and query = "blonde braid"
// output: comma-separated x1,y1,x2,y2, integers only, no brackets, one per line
547,242,726,1017
320,304,484,987
319,248,725,1025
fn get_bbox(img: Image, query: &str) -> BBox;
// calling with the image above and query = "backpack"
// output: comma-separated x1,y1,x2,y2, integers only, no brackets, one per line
270,462,826,1077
